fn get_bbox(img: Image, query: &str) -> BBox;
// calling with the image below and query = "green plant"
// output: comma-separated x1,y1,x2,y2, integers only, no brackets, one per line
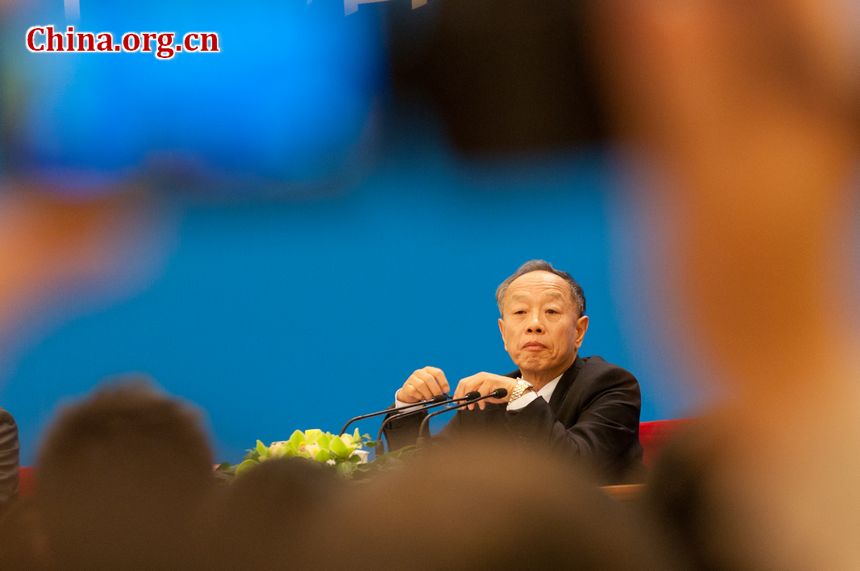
220,428,375,480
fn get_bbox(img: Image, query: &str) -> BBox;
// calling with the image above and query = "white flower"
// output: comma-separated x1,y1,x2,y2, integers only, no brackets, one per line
269,441,289,457
352,450,369,464
303,443,321,458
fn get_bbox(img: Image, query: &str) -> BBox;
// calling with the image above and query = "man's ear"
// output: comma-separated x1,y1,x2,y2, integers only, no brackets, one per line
498,317,507,351
574,315,589,348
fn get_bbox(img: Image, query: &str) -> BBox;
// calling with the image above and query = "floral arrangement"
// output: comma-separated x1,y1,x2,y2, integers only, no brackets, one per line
224,428,374,479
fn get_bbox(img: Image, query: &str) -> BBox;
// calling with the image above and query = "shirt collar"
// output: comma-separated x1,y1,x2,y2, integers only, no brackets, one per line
519,374,563,402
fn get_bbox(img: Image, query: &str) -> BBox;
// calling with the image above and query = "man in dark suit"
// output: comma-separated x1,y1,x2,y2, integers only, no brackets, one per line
0,407,19,512
385,260,642,483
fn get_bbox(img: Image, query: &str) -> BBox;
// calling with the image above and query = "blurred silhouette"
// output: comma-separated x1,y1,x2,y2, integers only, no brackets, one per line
35,379,215,570
208,457,345,570
386,0,607,155
0,406,19,513
299,436,676,570
597,0,860,568
0,497,47,570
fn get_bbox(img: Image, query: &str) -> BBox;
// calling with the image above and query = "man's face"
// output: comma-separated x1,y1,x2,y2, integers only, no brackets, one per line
498,271,588,379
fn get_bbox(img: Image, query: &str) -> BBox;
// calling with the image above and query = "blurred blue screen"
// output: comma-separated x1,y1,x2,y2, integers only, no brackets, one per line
0,0,385,193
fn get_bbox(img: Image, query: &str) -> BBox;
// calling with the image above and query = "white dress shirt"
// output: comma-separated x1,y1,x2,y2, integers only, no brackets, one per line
505,374,562,411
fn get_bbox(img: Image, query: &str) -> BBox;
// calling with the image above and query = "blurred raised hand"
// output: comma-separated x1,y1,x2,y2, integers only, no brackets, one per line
597,1,860,568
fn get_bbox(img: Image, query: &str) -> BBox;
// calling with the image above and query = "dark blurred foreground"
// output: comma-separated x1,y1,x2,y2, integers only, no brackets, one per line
0,381,677,570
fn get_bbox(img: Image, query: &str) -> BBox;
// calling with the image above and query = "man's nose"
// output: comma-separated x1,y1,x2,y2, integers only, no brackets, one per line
526,313,544,333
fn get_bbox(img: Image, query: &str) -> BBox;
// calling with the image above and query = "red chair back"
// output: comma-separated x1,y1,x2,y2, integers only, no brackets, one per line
640,419,690,468
18,466,35,497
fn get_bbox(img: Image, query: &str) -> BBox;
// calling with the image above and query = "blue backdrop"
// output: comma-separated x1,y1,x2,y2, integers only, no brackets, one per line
0,0,701,464
1,145,698,465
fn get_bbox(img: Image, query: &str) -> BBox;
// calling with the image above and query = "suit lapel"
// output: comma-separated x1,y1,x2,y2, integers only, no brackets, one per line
548,356,583,415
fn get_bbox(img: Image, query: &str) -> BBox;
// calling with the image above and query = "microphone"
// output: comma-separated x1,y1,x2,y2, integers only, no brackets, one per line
339,393,449,436
417,388,508,444
375,391,481,455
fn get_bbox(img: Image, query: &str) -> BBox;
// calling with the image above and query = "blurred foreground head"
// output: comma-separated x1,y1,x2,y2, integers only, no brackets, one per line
36,380,214,570
302,436,673,571
210,457,345,570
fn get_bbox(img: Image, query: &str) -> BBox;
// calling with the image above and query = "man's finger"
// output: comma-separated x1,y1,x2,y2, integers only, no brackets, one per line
464,380,481,411
414,371,446,397
425,366,451,393
397,381,421,403
403,383,423,403
453,377,470,401
416,379,438,401
416,369,447,396
405,376,434,401
454,378,474,406
476,381,490,410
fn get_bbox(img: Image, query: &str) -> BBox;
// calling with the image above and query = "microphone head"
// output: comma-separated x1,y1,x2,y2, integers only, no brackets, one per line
490,388,508,398
431,393,450,403
464,391,481,401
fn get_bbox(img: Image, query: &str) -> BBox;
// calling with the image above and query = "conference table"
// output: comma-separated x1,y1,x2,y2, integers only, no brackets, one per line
602,483,644,503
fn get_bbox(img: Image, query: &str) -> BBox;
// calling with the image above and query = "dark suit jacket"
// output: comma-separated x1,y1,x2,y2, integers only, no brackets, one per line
384,356,643,483
0,408,19,511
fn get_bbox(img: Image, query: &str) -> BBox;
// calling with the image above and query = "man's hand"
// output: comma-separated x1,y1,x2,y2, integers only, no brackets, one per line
453,373,517,411
396,367,450,403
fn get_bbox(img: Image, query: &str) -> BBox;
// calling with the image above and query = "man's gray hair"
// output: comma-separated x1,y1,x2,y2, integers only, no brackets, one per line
495,260,586,317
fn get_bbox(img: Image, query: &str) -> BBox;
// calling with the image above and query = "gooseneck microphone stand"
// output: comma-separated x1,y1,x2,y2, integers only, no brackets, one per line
375,392,480,455
339,393,449,437
416,389,508,447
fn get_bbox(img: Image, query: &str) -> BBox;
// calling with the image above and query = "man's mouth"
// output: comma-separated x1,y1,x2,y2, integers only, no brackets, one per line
522,342,546,351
